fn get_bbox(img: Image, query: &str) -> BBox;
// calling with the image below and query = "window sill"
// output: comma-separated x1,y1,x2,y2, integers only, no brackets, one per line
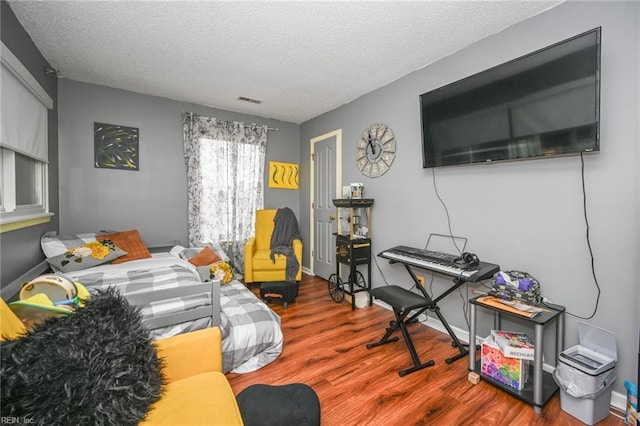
0,212,54,233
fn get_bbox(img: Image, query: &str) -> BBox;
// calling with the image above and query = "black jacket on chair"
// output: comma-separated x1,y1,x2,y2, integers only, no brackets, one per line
270,207,301,282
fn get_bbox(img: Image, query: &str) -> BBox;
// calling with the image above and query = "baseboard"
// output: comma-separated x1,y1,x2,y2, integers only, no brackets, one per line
302,266,313,275
610,392,627,414
372,299,627,412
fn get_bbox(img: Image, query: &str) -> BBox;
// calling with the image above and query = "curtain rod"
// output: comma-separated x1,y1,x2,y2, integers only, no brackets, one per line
187,113,279,131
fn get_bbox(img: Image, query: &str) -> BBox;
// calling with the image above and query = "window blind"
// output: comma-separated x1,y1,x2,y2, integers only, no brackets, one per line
1,42,53,163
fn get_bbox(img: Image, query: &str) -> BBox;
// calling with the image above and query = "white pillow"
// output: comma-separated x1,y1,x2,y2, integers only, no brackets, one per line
41,231,98,258
176,243,230,262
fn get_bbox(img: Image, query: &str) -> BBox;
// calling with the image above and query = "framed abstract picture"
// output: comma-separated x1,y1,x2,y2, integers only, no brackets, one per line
268,161,299,189
94,122,139,170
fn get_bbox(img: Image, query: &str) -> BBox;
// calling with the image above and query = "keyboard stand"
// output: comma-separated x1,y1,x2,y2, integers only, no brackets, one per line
366,262,473,375
369,247,500,375
402,263,470,364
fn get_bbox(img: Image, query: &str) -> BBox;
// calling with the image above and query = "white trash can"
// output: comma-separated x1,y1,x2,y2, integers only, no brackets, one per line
553,322,617,425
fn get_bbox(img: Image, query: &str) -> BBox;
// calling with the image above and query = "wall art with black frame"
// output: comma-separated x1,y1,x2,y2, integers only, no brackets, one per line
94,122,139,171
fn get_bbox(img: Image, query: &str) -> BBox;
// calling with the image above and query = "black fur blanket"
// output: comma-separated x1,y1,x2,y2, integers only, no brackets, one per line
0,288,164,425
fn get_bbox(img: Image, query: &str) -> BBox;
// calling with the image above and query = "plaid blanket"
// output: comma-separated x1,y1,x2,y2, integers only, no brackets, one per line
70,264,202,294
219,282,283,373
70,264,212,334
68,263,282,373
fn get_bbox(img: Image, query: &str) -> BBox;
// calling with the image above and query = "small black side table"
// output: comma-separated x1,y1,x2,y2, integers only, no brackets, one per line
468,296,565,414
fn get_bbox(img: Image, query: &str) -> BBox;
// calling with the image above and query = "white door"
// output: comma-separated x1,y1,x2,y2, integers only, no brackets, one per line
310,130,341,280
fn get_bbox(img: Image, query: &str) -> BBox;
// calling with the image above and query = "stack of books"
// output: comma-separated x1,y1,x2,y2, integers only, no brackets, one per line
491,330,535,361
480,330,535,390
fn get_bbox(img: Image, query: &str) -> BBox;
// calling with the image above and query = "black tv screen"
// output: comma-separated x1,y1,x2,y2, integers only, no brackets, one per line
420,27,601,168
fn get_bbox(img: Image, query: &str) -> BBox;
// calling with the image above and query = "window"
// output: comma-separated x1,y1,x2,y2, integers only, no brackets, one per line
1,148,48,216
182,113,267,270
199,137,265,240
16,151,39,205
0,41,53,230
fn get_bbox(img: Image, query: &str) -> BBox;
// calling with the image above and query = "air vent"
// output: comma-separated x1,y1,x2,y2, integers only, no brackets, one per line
238,96,262,104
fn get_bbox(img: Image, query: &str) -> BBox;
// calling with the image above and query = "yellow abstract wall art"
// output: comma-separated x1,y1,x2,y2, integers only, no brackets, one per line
269,161,299,189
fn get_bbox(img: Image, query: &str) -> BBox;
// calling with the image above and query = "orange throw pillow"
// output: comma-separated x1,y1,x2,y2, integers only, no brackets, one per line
97,230,151,264
188,246,221,267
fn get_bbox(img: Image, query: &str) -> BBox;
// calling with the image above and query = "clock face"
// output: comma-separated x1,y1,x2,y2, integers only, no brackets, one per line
356,123,396,178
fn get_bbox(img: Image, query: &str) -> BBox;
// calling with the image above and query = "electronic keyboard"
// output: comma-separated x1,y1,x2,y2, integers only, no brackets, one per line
378,245,499,282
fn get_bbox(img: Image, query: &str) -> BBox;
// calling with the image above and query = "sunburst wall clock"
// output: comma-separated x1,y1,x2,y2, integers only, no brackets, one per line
355,123,396,178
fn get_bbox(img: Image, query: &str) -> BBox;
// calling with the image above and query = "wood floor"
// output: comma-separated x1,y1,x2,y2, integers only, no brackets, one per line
227,274,624,426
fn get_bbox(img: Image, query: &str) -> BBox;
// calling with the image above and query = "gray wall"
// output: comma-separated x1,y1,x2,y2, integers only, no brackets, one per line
0,1,59,289
4,0,637,399
300,1,639,396
58,79,300,247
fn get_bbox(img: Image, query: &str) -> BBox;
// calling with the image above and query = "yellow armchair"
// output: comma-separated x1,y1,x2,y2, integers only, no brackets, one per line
141,328,243,425
244,209,302,284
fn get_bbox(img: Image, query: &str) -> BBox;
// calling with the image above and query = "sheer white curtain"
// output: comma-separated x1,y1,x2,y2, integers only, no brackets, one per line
182,113,267,272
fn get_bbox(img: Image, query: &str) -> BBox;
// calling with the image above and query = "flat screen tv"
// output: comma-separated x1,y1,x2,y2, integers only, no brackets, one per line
420,27,601,168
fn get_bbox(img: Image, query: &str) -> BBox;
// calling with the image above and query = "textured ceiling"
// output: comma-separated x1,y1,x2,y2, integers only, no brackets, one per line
8,1,563,124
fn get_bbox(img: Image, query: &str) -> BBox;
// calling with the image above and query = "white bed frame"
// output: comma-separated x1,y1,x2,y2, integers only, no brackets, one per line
2,260,221,330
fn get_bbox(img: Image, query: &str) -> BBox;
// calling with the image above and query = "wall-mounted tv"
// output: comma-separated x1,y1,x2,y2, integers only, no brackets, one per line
420,27,601,168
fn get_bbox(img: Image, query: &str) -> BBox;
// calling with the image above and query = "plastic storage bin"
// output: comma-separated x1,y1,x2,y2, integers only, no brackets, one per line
553,322,617,425
481,334,530,390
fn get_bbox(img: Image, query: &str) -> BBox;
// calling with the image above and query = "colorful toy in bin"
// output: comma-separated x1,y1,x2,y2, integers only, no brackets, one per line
625,380,638,425
481,334,530,390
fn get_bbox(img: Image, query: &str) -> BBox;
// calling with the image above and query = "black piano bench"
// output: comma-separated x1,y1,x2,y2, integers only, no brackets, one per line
366,285,435,377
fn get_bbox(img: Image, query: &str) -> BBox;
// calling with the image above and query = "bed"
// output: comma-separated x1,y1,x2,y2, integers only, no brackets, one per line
39,231,283,373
